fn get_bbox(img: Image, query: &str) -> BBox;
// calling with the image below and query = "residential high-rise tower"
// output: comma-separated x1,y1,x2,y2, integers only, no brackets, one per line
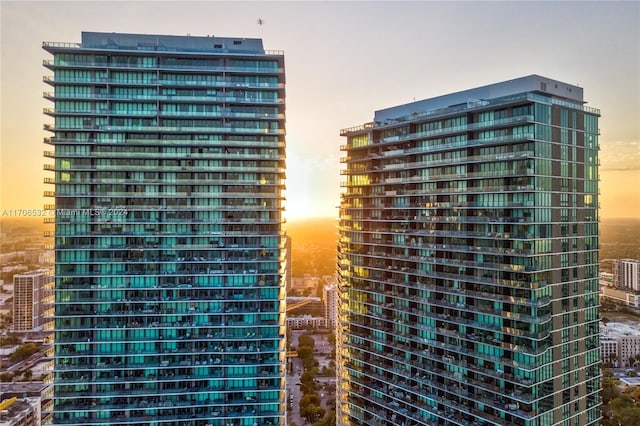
337,75,600,425
323,284,338,329
13,269,52,332
613,259,640,291
44,32,286,426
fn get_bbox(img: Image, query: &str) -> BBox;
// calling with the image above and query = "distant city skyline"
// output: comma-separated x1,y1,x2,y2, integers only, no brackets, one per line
1,1,639,219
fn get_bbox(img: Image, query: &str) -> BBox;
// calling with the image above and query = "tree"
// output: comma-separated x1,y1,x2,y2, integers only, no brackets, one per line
0,333,20,347
299,334,315,350
617,406,640,426
301,370,316,385
301,404,325,424
611,394,634,413
299,392,321,408
297,345,313,360
605,392,640,426
313,410,337,426
320,365,336,377
327,333,336,346
22,369,32,381
9,343,40,363
299,393,325,423
602,377,621,406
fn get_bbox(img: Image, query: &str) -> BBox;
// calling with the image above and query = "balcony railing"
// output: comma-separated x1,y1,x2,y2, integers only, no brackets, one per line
43,59,285,74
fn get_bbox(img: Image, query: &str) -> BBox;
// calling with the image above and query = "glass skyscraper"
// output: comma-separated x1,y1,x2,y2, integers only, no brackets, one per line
337,75,600,426
44,32,286,426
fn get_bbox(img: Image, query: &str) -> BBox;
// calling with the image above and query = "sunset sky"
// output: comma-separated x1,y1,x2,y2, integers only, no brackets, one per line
1,1,638,219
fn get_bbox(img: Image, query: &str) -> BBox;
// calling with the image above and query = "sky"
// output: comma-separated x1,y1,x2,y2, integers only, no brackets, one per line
1,1,639,220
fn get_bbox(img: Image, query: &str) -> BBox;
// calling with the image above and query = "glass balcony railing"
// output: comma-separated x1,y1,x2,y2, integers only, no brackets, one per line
42,164,284,174
44,91,284,104
44,75,285,89
44,108,285,121
44,137,286,149
44,122,286,135
43,58,285,74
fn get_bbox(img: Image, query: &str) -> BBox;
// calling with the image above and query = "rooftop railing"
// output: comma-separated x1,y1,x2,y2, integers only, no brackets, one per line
340,93,600,137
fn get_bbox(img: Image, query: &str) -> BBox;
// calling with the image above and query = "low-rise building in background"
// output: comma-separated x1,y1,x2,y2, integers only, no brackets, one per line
600,322,640,368
0,397,41,426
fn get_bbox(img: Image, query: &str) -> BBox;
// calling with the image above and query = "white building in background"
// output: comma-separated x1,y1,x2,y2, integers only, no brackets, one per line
600,286,640,308
601,337,618,365
614,259,640,291
286,314,325,330
323,284,338,329
600,322,640,368
12,269,52,332
600,272,614,287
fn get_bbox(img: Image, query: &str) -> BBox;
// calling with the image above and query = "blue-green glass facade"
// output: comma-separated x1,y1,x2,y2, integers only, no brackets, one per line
43,32,286,426
337,76,600,426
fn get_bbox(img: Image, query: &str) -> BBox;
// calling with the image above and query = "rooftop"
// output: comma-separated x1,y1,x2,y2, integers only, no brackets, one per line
43,32,285,56
82,31,265,53
0,397,39,426
0,381,49,397
620,377,640,387
601,322,640,337
286,297,321,302
12,269,49,278
374,75,584,122
341,75,598,135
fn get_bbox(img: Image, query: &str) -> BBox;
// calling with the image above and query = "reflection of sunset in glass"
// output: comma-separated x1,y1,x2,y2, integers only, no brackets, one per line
1,1,638,219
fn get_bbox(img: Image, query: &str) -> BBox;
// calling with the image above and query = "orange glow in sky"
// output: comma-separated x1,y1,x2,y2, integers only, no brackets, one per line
1,1,638,219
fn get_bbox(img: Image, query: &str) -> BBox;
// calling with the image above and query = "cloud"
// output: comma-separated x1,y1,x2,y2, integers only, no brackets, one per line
599,139,640,171
601,167,640,172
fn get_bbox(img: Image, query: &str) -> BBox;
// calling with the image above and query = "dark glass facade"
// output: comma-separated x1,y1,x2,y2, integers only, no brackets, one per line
44,32,286,426
337,76,600,426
